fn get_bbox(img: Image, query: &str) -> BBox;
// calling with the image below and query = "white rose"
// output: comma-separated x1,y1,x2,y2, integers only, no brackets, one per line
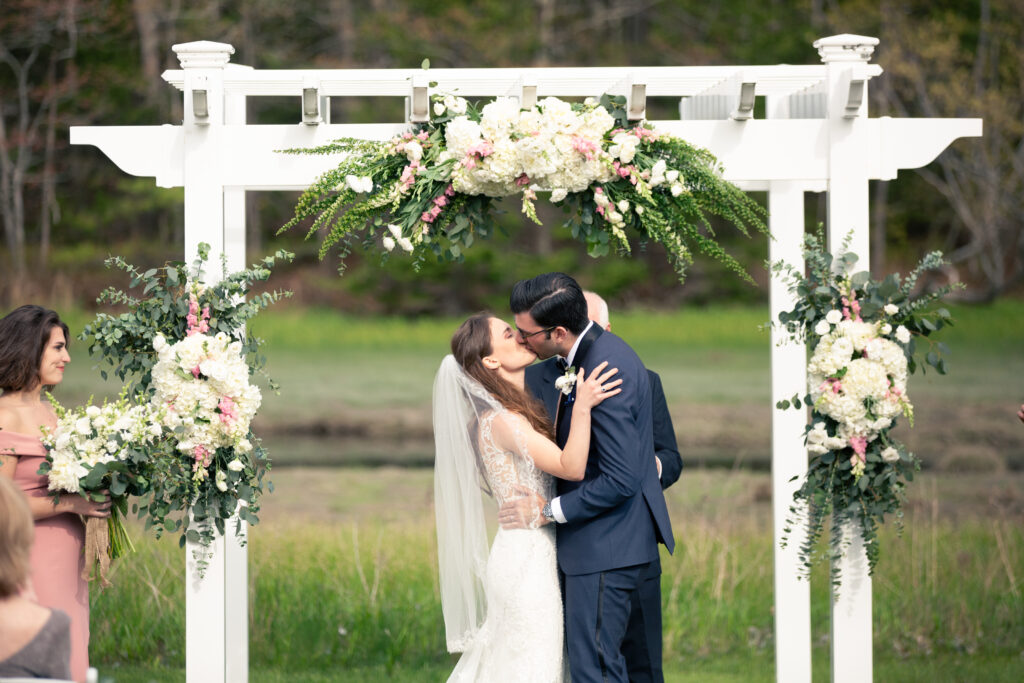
670,184,683,197
617,200,630,213
814,320,831,336
635,206,644,215
550,188,568,202
345,175,373,194
86,406,101,418
665,169,680,183
382,236,396,252
227,459,245,472
153,335,167,352
397,237,414,253
237,438,253,453
825,310,843,325
881,446,900,463
75,417,92,436
881,323,892,335
607,211,623,223
884,304,899,316
404,140,423,162
895,325,911,344
433,102,446,116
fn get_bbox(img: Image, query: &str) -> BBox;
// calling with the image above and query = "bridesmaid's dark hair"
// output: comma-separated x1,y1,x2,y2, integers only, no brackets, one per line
0,305,70,393
451,312,554,442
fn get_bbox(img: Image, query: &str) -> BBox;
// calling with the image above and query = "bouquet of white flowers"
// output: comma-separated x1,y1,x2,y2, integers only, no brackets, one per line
39,393,162,584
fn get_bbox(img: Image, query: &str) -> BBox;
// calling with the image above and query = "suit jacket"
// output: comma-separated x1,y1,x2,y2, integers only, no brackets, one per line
649,370,683,489
525,326,674,575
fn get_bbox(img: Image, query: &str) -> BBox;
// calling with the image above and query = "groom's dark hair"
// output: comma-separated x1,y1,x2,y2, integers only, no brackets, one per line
510,273,589,335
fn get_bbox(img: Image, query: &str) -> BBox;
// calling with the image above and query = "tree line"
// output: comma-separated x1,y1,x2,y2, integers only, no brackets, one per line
1,0,1020,309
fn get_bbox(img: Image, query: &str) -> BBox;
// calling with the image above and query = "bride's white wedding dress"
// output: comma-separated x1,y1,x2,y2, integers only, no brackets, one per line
433,356,565,683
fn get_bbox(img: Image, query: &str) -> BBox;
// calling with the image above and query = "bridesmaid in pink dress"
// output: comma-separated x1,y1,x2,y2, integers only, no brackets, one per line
0,305,111,683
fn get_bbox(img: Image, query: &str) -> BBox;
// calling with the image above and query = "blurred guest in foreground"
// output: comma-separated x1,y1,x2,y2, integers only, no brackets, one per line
0,475,73,679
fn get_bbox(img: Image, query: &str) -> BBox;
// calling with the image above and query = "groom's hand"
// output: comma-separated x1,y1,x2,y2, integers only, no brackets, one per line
498,487,548,529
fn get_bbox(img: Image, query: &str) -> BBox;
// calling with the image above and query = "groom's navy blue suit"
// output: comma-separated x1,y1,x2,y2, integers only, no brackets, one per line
525,325,674,683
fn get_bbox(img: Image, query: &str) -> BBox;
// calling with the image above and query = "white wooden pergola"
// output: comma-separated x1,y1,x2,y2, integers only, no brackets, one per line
70,35,980,682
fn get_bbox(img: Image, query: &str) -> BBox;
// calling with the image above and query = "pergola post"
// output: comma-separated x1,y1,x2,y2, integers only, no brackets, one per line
818,34,878,683
175,40,250,683
768,179,812,683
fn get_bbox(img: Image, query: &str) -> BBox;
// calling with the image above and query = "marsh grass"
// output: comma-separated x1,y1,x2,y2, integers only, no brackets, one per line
90,470,1024,680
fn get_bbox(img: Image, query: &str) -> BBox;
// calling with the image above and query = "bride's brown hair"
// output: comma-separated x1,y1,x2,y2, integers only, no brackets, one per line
451,312,554,441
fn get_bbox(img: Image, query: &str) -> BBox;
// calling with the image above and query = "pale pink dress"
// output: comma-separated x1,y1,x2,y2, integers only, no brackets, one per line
1,431,89,682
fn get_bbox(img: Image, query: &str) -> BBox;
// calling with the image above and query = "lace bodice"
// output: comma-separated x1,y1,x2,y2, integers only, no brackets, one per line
477,411,555,507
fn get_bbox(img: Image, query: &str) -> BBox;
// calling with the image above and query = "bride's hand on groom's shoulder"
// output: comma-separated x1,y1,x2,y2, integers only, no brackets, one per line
574,361,623,412
498,486,547,530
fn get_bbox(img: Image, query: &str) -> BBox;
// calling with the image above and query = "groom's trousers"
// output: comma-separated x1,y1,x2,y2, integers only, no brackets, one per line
621,557,664,683
563,559,660,683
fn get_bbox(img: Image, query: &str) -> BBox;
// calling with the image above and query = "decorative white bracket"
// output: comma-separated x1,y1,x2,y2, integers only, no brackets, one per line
507,75,538,110
731,80,757,121
302,77,321,125
192,76,210,124
609,74,646,120
407,74,429,123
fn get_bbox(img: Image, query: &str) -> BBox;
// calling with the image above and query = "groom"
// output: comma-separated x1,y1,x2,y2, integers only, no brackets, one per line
500,272,674,683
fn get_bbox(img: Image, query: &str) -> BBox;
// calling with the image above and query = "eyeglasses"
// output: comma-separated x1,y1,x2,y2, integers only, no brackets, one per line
516,325,556,340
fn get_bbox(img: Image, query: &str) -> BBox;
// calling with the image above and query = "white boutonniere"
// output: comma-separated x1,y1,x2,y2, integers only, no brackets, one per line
554,366,577,395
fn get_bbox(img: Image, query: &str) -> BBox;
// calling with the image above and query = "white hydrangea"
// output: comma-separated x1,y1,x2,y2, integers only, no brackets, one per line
151,332,261,463
808,325,912,447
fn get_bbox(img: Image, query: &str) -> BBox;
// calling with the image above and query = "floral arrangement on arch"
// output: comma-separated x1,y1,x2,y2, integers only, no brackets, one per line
280,89,766,283
772,229,962,587
78,244,293,573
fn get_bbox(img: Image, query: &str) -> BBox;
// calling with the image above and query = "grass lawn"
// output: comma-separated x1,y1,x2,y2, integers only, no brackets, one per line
89,469,1024,681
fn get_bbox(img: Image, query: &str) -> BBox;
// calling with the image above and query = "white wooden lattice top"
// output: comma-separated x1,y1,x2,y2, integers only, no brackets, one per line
161,64,883,100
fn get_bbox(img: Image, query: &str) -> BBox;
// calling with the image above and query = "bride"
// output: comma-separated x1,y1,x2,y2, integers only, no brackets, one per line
434,312,621,682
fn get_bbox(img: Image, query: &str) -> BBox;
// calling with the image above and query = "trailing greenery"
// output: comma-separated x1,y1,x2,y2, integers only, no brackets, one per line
279,92,766,284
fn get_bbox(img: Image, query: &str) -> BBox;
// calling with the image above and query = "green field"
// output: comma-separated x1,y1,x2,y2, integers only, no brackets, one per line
89,469,1023,681
56,300,1024,470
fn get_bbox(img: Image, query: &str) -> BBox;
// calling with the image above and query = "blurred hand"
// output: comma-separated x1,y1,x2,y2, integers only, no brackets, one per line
66,490,111,518
498,486,547,529
1018,403,1024,424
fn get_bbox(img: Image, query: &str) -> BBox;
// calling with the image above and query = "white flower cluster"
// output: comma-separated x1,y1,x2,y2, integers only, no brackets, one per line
41,400,161,494
807,319,911,451
151,332,261,474
554,367,578,396
445,97,618,197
